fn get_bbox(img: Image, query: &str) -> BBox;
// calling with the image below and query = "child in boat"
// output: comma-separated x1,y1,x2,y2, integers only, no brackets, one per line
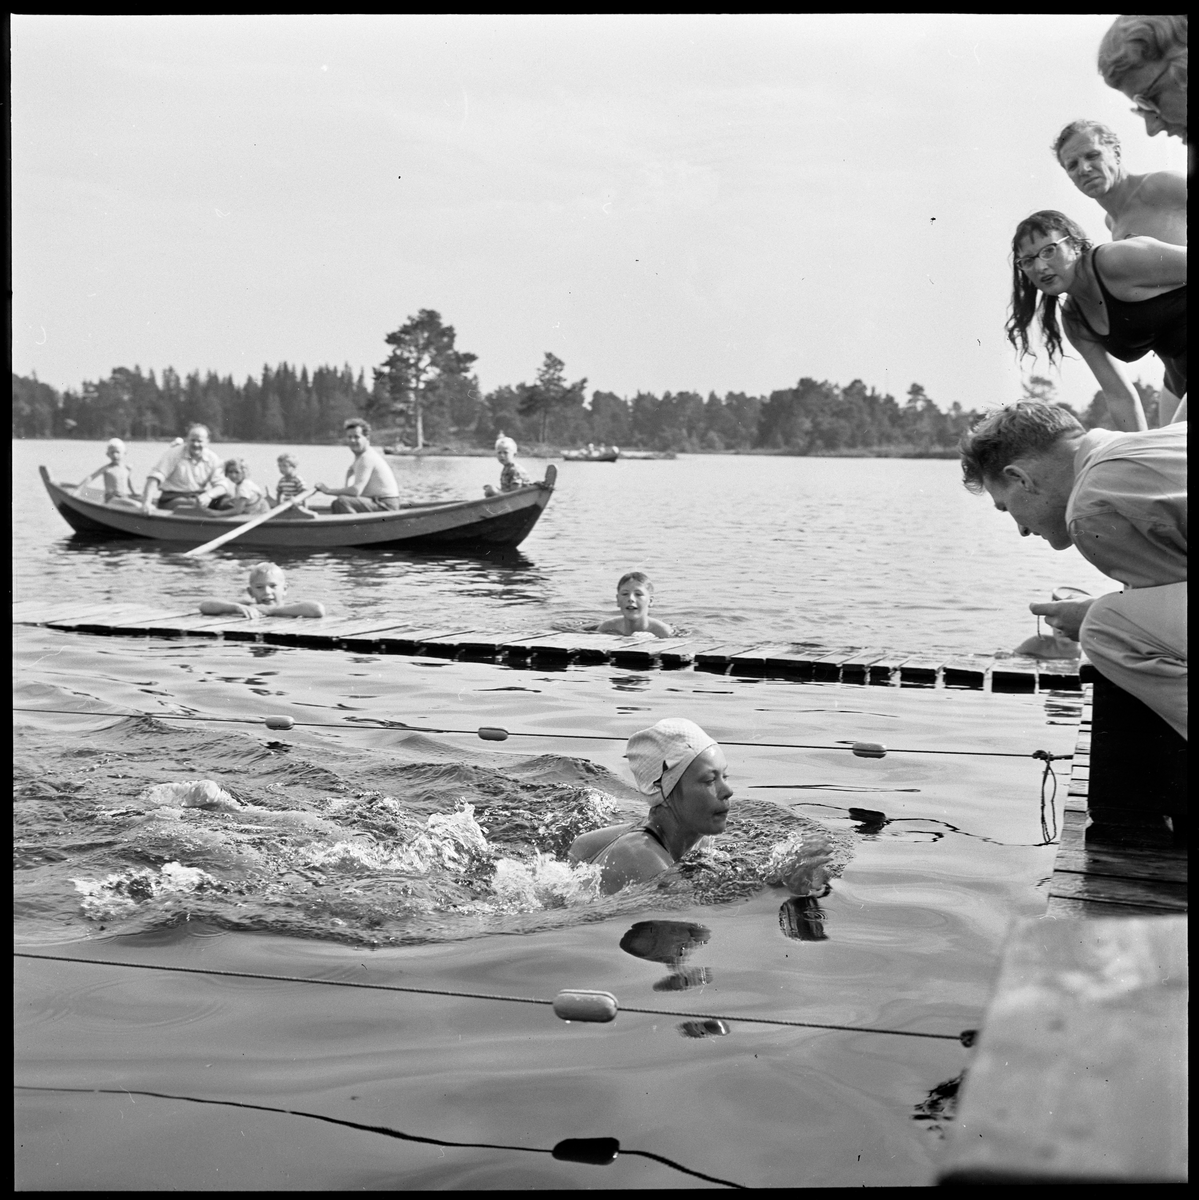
79,438,139,507
210,458,271,516
483,435,532,496
199,562,325,619
275,453,309,507
597,571,673,637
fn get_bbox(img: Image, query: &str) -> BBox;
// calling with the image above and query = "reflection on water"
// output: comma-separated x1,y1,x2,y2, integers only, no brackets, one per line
620,919,713,993
778,896,828,942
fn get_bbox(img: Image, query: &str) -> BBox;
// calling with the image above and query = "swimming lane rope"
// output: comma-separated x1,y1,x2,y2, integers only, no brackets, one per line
12,1086,745,1186
13,952,972,1045
12,705,1072,762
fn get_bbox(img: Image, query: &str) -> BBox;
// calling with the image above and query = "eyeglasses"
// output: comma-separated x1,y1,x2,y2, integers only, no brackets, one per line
1015,237,1070,273
1130,61,1173,116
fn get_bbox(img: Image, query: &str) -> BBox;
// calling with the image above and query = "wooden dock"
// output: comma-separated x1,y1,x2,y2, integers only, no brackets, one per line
937,914,1187,1184
940,664,1188,1184
10,601,1083,693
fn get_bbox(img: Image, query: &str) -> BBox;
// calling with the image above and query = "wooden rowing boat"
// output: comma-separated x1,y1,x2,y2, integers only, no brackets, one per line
39,464,557,551
562,449,619,462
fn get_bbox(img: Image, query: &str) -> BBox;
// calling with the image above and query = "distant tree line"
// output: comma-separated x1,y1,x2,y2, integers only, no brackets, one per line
12,310,1151,451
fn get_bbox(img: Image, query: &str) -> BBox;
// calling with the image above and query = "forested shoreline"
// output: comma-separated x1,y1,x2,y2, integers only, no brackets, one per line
11,310,1135,454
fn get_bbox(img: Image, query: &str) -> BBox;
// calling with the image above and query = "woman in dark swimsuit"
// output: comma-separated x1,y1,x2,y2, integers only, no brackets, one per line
1005,210,1187,430
568,719,733,895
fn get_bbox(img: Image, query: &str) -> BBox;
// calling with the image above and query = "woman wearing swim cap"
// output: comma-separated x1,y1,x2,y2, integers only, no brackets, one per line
568,719,733,894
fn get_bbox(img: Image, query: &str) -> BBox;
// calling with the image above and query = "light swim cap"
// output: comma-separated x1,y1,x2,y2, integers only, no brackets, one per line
625,718,717,805
106,437,126,452
495,436,517,454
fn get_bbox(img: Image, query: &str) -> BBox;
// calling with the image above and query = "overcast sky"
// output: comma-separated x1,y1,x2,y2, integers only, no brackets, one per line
11,14,1186,414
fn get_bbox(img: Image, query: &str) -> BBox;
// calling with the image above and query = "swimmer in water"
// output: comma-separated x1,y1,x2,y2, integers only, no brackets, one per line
199,561,326,619
568,718,731,894
597,571,674,638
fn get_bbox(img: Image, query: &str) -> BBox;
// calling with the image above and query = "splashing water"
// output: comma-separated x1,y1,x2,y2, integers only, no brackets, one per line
17,716,854,947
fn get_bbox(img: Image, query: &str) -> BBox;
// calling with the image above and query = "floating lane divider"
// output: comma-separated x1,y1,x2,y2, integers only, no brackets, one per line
12,707,1069,763
11,603,1083,693
13,1086,738,1186
13,953,971,1044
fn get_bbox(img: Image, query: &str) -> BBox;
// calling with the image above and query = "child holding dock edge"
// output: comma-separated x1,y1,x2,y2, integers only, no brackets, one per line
200,562,325,619
598,572,673,638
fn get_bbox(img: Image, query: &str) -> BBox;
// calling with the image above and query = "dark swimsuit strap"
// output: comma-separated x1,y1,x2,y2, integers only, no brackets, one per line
1065,246,1110,342
640,823,669,852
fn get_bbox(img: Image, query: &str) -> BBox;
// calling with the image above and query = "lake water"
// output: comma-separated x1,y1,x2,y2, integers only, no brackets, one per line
16,439,1114,654
14,438,1090,1188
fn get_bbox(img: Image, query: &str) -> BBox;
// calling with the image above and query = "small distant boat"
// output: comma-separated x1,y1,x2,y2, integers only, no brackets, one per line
39,465,557,552
562,447,619,462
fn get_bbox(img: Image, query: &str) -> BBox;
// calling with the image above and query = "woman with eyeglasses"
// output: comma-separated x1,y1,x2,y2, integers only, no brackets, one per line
1005,211,1187,432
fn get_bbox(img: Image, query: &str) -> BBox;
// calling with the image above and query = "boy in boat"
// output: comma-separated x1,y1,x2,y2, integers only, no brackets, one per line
79,438,139,507
483,435,532,497
199,562,326,619
209,458,271,516
275,453,309,507
598,571,673,637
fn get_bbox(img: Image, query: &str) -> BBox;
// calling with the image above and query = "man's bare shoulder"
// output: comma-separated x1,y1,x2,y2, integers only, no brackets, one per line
1138,169,1188,203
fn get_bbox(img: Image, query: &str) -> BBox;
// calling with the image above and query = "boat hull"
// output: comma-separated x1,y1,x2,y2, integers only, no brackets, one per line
39,465,556,551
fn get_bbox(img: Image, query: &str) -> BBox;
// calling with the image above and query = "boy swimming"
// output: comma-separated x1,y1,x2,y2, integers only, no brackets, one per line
483,435,532,497
597,571,673,637
199,562,325,619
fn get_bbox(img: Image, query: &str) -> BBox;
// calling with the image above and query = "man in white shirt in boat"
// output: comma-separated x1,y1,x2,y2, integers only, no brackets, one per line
314,418,402,513
960,401,1186,740
141,423,227,512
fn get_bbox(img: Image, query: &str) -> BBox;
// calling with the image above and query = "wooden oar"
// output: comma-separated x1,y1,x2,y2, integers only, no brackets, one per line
182,489,319,557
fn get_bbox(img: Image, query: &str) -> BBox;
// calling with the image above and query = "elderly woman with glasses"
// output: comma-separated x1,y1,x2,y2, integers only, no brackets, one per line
1097,16,1187,146
1005,210,1187,431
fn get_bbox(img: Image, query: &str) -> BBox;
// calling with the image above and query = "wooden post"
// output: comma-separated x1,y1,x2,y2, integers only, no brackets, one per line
1081,662,1187,848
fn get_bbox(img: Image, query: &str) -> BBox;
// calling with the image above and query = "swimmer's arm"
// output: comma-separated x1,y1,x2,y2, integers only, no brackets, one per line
199,600,259,618
598,840,673,894
259,600,326,619
647,617,674,638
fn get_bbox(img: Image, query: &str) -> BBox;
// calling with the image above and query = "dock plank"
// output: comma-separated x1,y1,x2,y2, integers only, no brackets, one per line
937,915,1188,1184
867,654,908,685
1046,870,1187,912
1034,659,1082,690
991,657,1038,693
897,655,944,686
610,637,694,668
726,644,799,675
837,648,888,684
1053,846,1187,885
940,655,991,689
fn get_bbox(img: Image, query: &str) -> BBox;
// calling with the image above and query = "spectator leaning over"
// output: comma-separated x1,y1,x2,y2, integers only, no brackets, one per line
1098,15,1188,147
141,424,226,511
1052,119,1186,244
960,401,1186,742
1006,210,1186,431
